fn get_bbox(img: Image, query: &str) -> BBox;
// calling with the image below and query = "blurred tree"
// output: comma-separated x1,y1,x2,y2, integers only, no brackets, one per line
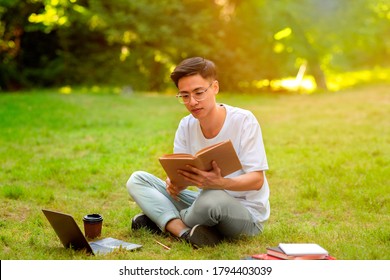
0,0,49,90
212,0,290,92
325,0,390,70
3,0,226,91
0,0,388,92
261,0,390,90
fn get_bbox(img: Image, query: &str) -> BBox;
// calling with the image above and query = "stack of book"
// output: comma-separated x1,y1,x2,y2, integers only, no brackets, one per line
252,243,335,260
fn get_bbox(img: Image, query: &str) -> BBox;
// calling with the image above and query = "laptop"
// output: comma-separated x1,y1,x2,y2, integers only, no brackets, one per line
42,209,142,255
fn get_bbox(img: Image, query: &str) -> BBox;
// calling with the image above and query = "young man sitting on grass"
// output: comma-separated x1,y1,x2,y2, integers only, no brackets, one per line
126,57,270,248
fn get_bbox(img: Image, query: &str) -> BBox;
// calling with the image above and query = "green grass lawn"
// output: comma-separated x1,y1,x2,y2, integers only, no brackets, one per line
0,85,389,260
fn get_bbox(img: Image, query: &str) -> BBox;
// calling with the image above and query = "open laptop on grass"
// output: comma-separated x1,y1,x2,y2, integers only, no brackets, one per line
42,209,142,255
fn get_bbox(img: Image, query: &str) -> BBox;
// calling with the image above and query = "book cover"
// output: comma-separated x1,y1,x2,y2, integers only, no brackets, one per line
251,253,284,260
159,140,242,186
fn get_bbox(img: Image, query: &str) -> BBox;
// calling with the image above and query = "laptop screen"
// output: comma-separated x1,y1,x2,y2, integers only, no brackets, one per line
42,209,93,254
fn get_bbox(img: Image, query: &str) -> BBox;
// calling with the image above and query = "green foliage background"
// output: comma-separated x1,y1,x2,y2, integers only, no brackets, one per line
1,0,389,92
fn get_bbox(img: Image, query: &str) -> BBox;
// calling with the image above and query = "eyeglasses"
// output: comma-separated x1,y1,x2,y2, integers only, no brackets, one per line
176,82,214,104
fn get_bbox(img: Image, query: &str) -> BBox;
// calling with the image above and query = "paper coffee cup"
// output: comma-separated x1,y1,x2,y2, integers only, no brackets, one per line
83,214,103,239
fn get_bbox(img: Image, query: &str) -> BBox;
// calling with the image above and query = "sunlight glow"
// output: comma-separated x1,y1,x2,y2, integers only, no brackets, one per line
120,46,130,62
215,0,235,21
247,76,316,93
273,42,285,53
327,67,390,91
59,86,72,94
28,4,68,27
277,77,316,92
274,27,292,40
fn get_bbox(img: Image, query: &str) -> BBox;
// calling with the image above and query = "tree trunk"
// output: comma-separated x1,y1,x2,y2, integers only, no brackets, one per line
310,62,328,91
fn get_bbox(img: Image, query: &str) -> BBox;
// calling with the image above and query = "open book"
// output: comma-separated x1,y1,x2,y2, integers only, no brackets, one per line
159,140,242,186
89,237,142,255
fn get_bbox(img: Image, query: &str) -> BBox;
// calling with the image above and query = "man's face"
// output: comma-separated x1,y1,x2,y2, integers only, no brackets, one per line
177,74,219,120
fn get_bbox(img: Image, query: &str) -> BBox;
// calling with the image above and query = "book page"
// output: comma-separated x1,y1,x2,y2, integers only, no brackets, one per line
194,141,227,156
160,153,196,159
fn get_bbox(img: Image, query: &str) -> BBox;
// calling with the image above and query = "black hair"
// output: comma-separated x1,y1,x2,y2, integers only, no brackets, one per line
170,57,217,87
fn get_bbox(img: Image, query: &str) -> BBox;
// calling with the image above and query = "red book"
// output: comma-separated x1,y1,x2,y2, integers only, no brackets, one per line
251,253,284,260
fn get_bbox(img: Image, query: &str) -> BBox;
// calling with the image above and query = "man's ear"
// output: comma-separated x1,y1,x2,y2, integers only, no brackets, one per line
213,80,219,94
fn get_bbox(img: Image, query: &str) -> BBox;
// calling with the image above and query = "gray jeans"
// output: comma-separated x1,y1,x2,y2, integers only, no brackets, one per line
126,171,262,238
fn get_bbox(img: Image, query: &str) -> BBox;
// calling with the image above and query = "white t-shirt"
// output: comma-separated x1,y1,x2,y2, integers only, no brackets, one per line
173,104,270,224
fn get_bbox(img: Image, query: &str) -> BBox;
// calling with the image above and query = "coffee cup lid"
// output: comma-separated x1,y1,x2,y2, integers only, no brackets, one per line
83,213,103,223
